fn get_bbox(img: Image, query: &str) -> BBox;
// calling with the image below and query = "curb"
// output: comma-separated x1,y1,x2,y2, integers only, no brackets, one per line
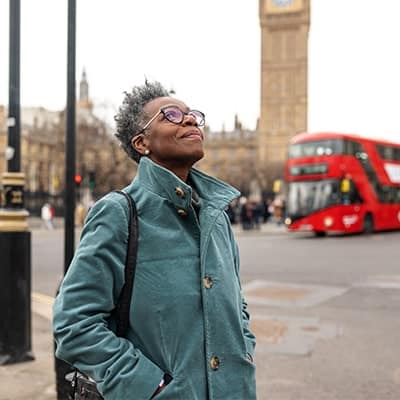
232,225,288,236
32,292,54,321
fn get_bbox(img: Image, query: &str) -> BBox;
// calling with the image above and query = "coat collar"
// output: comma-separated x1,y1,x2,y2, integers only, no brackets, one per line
131,157,240,211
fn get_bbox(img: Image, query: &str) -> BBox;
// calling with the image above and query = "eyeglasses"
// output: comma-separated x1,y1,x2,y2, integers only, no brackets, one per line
140,105,205,133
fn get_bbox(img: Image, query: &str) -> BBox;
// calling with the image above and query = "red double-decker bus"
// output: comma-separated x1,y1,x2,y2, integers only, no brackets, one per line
284,132,400,235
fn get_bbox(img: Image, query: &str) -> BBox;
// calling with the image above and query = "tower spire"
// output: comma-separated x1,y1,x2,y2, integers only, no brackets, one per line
78,67,92,110
79,67,89,103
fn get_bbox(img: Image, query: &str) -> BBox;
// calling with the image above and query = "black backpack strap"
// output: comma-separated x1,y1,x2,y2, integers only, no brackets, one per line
67,190,138,397
113,190,138,338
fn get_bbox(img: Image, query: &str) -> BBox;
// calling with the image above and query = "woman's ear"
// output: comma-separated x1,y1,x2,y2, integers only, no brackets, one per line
131,134,148,155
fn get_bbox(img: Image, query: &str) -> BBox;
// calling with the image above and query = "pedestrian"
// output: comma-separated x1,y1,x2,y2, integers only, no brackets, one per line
273,196,283,225
53,80,257,399
252,198,264,230
240,197,254,230
263,198,272,223
75,202,86,227
225,201,236,224
41,202,54,230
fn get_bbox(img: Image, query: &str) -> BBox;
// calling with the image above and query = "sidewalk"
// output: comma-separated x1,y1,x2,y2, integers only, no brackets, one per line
232,222,288,236
0,296,56,400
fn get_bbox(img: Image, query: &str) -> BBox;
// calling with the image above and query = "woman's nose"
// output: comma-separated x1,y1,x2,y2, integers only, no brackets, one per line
182,113,197,126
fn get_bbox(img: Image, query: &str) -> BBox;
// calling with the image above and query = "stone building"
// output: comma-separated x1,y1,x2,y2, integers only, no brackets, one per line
66,70,136,196
0,71,135,214
198,115,259,196
1,105,62,213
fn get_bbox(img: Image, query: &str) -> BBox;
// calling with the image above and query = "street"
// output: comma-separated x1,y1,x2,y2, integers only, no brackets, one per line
31,227,400,399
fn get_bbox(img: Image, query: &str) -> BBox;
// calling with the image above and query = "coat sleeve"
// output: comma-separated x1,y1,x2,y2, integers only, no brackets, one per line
223,211,256,359
53,193,164,400
233,240,257,359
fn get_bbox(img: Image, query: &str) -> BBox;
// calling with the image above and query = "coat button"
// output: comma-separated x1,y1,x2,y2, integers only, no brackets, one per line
203,276,213,289
177,209,188,217
210,356,220,370
175,187,186,198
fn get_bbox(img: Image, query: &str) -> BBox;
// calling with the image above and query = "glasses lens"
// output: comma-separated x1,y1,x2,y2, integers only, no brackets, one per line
163,107,183,124
189,110,205,126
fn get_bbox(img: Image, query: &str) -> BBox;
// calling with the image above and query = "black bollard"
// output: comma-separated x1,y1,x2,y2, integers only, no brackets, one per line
0,173,34,365
0,231,34,364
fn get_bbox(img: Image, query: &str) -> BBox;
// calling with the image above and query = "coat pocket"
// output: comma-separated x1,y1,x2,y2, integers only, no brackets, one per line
151,376,177,400
156,309,178,373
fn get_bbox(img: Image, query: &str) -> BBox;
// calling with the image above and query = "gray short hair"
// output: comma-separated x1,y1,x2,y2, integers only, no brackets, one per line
114,80,169,162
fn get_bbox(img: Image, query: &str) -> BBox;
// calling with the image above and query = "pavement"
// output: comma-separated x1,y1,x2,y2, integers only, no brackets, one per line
0,220,287,400
0,296,56,400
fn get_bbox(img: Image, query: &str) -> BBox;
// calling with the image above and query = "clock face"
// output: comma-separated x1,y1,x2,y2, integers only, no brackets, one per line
272,0,295,6
265,0,303,14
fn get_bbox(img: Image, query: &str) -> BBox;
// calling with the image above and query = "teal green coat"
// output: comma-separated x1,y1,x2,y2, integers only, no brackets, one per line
53,157,256,399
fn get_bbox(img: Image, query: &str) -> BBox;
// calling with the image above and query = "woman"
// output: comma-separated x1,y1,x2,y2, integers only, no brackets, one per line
53,81,256,399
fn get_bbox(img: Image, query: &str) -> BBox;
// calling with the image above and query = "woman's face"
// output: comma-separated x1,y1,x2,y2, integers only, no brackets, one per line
134,96,205,171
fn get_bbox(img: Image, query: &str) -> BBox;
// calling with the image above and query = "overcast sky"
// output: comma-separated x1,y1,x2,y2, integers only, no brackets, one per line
1,0,400,143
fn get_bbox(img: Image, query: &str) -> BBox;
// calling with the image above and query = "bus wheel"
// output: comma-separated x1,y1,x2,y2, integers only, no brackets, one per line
362,213,374,234
315,231,326,237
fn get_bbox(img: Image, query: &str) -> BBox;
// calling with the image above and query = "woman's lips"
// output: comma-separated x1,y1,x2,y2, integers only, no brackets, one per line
181,130,203,140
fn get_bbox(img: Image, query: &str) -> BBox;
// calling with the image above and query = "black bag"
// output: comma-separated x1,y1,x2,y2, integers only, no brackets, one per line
68,190,138,400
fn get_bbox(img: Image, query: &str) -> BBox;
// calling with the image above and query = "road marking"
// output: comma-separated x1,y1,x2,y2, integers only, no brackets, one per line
353,275,400,289
32,292,54,320
32,292,54,305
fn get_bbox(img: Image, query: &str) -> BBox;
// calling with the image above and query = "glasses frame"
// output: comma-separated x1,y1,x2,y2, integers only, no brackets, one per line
139,105,205,135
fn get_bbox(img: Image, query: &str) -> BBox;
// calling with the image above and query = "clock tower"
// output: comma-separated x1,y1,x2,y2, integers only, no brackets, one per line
258,0,310,183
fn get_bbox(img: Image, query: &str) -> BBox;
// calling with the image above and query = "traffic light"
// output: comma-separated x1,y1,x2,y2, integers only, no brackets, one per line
74,174,82,186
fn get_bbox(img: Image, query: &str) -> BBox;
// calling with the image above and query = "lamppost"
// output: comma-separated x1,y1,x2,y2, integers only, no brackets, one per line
64,0,77,276
0,0,34,365
54,1,77,398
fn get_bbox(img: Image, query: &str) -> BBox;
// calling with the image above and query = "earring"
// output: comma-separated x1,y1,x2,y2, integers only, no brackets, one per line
144,149,150,155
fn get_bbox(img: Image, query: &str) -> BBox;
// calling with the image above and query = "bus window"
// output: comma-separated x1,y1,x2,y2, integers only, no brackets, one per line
376,144,400,161
287,180,341,218
379,186,396,203
344,140,363,156
289,139,344,158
